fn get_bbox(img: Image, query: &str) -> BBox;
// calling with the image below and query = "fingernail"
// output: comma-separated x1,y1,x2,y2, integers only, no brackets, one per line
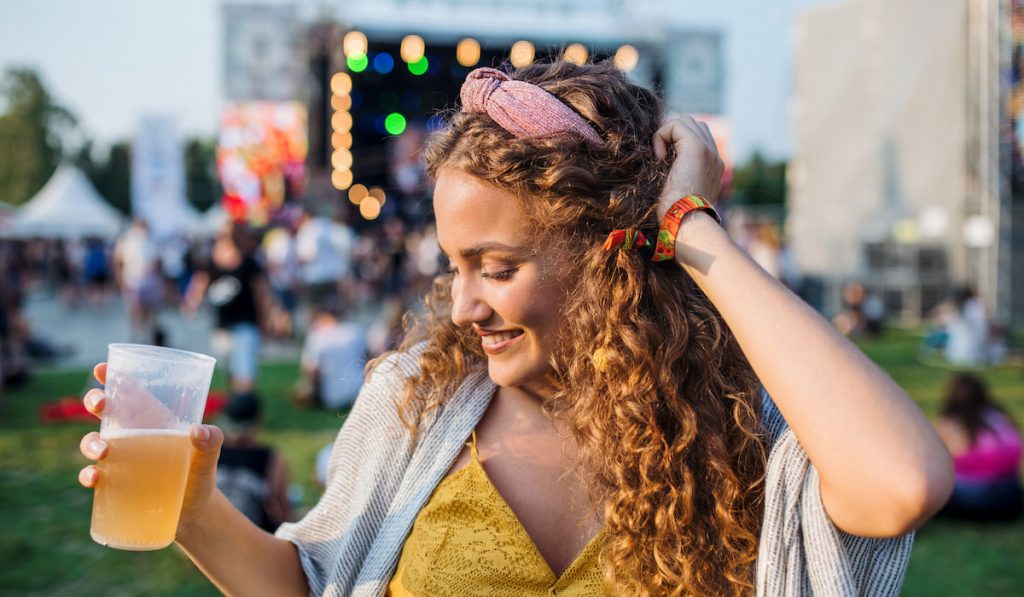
89,440,105,455
84,393,97,409
194,426,210,442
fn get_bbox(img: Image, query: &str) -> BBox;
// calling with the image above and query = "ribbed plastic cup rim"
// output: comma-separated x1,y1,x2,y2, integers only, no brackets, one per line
107,343,217,366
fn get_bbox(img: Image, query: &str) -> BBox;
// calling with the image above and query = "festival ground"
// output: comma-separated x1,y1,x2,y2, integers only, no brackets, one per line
1,329,1021,595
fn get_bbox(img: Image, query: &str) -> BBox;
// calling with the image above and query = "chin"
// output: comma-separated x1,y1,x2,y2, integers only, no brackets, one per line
486,357,551,389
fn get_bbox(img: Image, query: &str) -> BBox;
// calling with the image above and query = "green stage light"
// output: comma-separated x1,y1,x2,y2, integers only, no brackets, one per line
347,52,369,72
385,112,407,135
408,56,429,75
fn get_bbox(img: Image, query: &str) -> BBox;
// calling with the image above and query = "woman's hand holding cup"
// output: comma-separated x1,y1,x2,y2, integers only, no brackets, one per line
78,356,223,548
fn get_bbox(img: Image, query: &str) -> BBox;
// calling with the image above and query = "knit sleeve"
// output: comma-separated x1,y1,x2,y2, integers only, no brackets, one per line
756,389,915,597
275,344,426,596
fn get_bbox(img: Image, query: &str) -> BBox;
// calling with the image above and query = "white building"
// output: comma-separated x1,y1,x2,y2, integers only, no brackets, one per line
788,0,1023,327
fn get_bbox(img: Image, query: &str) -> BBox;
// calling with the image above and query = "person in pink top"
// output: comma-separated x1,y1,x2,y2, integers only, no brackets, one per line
935,373,1022,521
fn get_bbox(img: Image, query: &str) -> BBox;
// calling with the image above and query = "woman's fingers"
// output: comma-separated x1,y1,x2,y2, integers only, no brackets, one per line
697,121,715,148
79,465,100,488
84,389,106,418
93,363,107,385
80,431,108,461
654,116,713,161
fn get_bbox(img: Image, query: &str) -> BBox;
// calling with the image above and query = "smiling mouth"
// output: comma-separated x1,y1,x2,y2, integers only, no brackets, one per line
480,330,524,354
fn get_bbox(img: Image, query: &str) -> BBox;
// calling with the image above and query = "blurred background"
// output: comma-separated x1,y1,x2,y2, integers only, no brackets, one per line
0,0,1021,595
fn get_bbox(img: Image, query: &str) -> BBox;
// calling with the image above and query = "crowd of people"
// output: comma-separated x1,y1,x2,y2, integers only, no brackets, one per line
0,201,443,398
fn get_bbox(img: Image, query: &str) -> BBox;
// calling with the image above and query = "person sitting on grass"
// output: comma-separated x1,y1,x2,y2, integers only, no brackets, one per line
934,373,1023,522
215,391,294,532
293,300,367,411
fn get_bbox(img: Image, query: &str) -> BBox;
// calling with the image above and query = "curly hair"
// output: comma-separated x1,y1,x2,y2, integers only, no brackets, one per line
378,59,766,595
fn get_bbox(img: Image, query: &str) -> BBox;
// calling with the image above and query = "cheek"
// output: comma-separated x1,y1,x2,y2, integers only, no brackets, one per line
493,280,564,342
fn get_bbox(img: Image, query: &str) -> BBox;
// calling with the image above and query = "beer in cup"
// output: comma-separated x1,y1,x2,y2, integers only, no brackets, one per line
90,343,216,551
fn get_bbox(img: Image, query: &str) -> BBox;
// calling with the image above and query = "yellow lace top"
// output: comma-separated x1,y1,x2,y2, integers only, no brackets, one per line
387,431,609,596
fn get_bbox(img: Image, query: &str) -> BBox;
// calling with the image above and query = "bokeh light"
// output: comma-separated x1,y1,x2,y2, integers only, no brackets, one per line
373,52,395,74
330,72,352,95
330,95,352,111
348,183,368,205
510,40,535,67
614,44,640,72
331,169,353,190
408,56,429,75
331,111,353,132
343,31,368,56
457,38,481,67
564,43,588,65
359,196,382,220
385,113,407,135
368,186,387,204
400,34,425,63
331,149,353,170
346,52,369,72
331,131,352,149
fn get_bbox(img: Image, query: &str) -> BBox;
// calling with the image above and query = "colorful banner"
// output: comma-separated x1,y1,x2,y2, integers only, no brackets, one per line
217,102,308,225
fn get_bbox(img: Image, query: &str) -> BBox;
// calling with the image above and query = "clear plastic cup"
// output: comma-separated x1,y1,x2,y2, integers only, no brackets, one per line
90,343,216,551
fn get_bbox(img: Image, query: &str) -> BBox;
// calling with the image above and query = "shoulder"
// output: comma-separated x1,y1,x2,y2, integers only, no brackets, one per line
353,342,430,415
366,341,428,383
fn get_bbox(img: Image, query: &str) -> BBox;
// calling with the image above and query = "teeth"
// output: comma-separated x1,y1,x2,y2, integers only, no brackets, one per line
481,331,522,346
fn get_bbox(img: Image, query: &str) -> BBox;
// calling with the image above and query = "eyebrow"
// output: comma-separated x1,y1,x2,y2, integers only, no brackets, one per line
439,242,531,260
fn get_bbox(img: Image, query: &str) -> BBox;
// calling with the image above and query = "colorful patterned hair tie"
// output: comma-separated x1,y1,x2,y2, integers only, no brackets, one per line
601,229,655,260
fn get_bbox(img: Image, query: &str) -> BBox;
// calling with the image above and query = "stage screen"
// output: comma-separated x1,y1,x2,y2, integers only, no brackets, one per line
217,101,308,224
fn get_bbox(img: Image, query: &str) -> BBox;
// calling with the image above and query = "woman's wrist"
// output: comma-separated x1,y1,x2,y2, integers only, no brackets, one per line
673,210,735,274
175,490,229,549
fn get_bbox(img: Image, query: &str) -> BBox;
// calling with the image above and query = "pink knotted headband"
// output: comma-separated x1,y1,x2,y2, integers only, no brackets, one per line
459,67,602,144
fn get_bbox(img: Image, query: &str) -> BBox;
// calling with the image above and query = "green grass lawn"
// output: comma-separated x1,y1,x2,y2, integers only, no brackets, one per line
1,331,1022,595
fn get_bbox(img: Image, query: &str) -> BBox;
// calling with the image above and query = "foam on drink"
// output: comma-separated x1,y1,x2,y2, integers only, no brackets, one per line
90,428,192,550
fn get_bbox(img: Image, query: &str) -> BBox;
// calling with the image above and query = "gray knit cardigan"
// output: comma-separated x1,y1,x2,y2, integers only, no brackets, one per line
276,345,914,596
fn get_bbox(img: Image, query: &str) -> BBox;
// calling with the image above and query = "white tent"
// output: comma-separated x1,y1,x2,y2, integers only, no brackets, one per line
8,165,127,239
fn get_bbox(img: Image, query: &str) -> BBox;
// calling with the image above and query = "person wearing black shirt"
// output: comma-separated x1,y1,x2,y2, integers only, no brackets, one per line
184,222,287,392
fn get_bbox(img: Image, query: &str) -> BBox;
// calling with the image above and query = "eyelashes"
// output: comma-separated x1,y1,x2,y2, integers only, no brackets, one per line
443,262,519,282
482,268,518,281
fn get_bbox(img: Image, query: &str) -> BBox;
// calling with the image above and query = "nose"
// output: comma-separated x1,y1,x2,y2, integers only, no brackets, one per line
450,275,493,327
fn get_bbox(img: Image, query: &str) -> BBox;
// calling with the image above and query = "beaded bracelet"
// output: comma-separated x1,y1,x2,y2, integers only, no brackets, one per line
651,195,721,262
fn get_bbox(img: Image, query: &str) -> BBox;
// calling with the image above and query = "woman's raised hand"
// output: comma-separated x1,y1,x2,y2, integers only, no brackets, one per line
652,114,725,220
78,363,225,538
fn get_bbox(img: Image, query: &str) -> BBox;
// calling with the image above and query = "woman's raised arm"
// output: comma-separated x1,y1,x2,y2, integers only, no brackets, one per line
653,116,953,537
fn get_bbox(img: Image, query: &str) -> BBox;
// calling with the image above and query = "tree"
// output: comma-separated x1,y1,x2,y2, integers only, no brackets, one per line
0,67,77,205
731,150,787,207
185,138,220,212
74,140,131,214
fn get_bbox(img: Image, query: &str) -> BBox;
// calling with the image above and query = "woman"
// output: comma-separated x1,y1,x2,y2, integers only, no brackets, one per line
78,61,952,595
935,373,1022,522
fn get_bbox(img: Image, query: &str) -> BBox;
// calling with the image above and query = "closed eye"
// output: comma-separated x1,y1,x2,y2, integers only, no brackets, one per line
482,267,518,282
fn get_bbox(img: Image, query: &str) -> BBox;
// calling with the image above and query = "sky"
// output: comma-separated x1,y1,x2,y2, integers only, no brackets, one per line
0,0,832,162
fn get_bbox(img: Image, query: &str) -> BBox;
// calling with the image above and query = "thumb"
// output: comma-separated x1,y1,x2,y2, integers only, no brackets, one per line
189,424,224,478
